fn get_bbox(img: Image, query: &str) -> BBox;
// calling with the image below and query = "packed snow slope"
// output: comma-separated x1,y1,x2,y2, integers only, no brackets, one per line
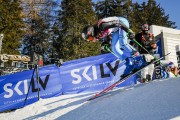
1,77,180,120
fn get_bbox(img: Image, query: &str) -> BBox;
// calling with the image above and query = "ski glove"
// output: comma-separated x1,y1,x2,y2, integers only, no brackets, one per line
101,44,110,52
127,29,135,39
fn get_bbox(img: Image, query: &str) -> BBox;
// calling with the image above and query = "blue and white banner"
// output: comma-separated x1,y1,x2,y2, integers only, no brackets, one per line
154,38,163,57
60,53,136,94
0,53,137,112
0,65,62,112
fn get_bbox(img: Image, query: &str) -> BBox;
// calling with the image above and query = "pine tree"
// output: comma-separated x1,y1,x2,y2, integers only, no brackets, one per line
94,0,135,28
95,0,119,19
0,0,25,54
146,0,176,28
21,0,52,64
56,0,100,61
131,0,176,32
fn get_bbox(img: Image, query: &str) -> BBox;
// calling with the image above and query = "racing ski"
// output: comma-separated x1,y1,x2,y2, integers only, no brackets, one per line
87,52,170,101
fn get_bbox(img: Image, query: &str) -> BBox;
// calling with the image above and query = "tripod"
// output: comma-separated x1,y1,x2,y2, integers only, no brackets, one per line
23,64,40,107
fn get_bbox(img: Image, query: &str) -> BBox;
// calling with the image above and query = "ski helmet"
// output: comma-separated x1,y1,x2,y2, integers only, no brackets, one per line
119,17,130,29
82,25,95,41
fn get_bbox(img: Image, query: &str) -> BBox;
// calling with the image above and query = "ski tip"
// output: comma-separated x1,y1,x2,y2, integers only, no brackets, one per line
84,100,90,104
87,98,94,101
84,98,94,103
86,94,100,101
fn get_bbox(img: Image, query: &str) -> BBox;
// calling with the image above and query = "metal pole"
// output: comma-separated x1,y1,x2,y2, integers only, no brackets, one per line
23,67,36,107
175,45,180,75
35,64,40,100
0,34,4,54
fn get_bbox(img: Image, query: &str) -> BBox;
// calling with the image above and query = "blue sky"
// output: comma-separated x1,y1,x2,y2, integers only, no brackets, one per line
93,0,180,30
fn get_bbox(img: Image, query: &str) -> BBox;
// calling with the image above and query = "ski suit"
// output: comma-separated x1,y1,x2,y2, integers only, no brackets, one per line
97,16,147,76
97,16,136,61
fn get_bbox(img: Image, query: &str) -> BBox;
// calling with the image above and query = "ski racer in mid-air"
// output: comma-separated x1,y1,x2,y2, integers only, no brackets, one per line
81,16,154,77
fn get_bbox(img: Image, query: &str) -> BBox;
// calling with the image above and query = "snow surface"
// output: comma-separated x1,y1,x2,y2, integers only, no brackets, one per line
1,77,180,120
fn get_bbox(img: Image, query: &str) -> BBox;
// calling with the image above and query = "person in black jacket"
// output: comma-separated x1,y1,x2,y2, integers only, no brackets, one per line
134,24,157,54
132,24,157,82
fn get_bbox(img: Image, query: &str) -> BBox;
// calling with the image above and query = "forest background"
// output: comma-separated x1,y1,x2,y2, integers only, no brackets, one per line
0,0,176,64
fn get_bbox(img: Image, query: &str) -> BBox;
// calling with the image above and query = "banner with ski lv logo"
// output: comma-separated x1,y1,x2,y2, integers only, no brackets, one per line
0,65,62,112
59,53,136,94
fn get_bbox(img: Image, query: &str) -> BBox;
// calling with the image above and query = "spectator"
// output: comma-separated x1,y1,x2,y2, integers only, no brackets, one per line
131,23,157,82
161,61,179,78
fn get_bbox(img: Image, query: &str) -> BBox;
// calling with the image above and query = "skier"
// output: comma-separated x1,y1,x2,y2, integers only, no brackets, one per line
131,23,157,82
81,16,153,77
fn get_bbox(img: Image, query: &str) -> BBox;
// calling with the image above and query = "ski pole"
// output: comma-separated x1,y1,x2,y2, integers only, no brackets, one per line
105,46,120,59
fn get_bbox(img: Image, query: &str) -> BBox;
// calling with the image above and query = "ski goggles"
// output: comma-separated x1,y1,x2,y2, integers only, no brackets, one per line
87,35,94,41
165,67,175,72
82,32,94,41
142,24,149,30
